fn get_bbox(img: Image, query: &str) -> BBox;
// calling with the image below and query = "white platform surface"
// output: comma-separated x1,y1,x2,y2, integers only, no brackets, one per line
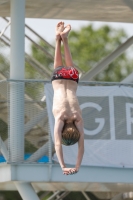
0,0,133,23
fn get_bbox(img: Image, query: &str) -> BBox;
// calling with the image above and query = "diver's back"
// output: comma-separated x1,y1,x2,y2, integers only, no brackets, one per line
52,79,81,120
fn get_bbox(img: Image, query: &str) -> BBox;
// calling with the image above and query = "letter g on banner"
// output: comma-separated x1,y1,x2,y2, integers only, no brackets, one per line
80,102,105,135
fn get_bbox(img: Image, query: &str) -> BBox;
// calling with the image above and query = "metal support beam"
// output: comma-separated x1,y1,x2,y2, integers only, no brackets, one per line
0,137,8,160
123,192,133,199
47,191,60,200
111,193,123,200
24,109,47,135
25,141,49,162
56,192,70,200
10,0,25,162
82,192,91,200
81,36,133,81
0,20,11,39
25,54,51,77
40,192,51,200
2,33,51,78
121,72,133,83
15,182,40,200
123,0,133,11
9,1,40,200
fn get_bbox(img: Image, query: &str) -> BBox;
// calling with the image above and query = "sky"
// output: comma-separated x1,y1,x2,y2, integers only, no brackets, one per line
24,18,133,55
1,17,133,56
25,18,133,43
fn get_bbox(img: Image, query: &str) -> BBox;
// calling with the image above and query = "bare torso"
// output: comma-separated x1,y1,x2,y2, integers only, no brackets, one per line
52,79,82,122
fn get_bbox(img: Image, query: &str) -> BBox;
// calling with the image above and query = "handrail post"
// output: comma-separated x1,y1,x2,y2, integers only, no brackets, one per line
10,0,25,162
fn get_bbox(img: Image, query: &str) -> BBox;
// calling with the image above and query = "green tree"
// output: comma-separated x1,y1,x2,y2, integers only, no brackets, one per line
25,40,53,80
30,24,133,82
68,24,133,81
0,191,22,200
25,40,54,99
0,43,10,78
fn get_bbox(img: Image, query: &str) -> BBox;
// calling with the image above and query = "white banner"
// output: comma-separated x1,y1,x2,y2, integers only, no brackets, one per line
45,84,133,168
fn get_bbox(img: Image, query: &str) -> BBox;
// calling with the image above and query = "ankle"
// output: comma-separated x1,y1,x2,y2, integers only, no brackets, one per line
56,37,61,42
56,34,62,40
62,37,68,43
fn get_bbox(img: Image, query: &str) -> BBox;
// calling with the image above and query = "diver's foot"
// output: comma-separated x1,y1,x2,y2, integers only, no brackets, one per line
56,21,64,40
61,24,71,40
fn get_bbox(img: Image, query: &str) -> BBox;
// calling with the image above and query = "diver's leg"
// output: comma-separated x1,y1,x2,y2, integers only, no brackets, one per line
54,22,64,69
61,24,74,67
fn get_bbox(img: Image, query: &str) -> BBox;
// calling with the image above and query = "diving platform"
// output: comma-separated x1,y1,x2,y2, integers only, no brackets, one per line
0,0,133,23
1,0,133,199
1,164,133,192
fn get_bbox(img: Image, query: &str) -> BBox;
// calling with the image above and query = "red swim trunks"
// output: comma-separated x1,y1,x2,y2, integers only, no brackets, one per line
51,66,79,83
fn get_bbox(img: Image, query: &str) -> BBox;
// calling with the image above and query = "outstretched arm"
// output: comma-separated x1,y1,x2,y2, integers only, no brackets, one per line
54,118,79,175
54,118,65,169
75,119,84,171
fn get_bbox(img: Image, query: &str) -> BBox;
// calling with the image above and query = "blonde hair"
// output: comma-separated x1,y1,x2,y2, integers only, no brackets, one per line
61,122,80,146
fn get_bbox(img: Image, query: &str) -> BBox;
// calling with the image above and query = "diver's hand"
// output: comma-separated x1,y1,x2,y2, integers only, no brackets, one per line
62,168,78,175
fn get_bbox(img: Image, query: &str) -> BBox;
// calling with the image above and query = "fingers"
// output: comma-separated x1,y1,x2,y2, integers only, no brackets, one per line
62,168,78,175
64,171,77,175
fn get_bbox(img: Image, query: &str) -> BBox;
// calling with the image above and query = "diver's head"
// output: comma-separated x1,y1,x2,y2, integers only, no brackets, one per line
61,121,80,146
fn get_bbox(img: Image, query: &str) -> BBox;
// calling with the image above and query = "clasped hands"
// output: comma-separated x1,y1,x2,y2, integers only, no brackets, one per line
62,167,78,175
